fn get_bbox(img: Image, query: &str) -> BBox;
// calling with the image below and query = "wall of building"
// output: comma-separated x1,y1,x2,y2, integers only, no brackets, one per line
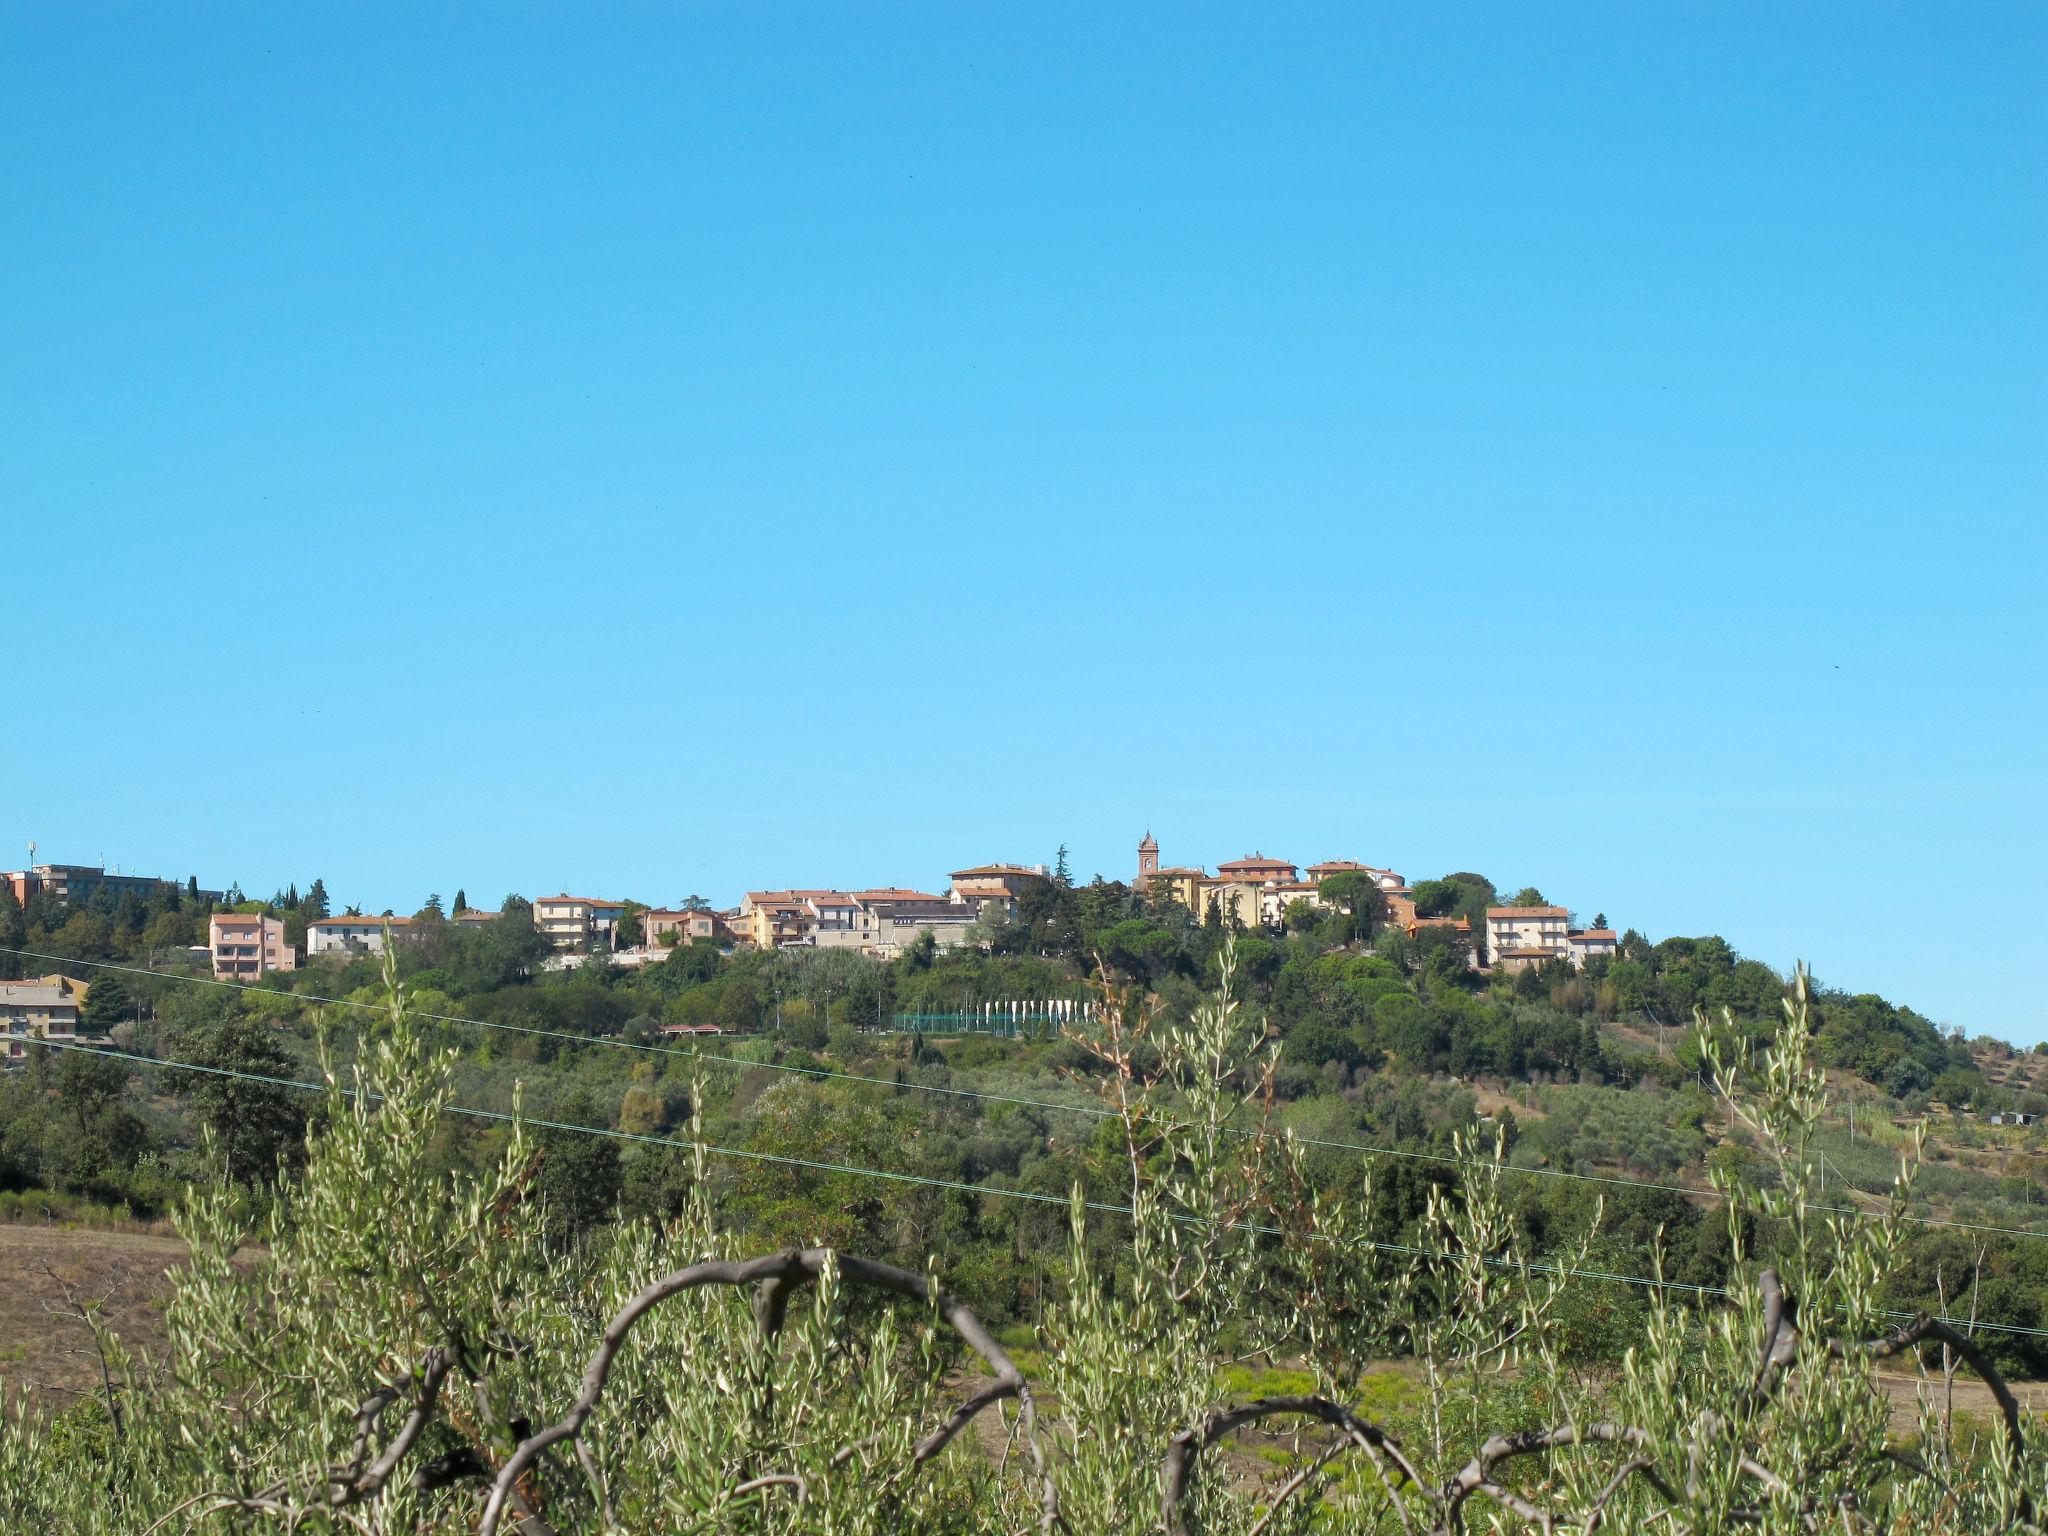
307,920,411,956
209,915,296,978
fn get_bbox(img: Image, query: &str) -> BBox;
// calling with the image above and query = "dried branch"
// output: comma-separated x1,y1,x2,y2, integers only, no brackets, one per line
478,1246,1055,1536
1751,1268,1799,1402
1161,1395,1424,1536
1828,1311,2031,1519
38,1261,125,1451
1440,1421,1669,1531
327,1347,452,1506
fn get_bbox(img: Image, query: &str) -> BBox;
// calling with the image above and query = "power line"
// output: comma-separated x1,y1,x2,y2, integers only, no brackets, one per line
8,945,2048,1246
18,1033,2048,1341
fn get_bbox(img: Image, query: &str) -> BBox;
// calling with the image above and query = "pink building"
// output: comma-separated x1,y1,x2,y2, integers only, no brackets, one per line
209,912,296,979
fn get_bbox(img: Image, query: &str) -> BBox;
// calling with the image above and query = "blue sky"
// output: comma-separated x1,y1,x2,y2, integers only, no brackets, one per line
4,5,2043,1042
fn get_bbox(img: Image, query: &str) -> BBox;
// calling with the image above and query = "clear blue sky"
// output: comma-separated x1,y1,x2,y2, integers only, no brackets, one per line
5,5,2043,1042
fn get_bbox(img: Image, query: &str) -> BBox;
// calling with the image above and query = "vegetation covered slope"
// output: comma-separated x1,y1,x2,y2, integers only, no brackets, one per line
0,957,2041,1533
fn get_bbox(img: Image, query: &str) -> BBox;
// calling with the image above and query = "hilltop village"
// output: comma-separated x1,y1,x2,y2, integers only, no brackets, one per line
5,834,1616,991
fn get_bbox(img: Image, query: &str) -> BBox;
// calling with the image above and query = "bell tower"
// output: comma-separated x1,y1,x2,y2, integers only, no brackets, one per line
1137,830,1160,885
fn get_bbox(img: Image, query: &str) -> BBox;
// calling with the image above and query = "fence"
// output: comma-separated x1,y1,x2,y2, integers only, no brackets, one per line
888,999,1096,1038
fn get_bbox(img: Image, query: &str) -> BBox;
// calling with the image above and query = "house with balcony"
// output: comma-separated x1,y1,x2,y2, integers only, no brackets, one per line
209,912,297,979
531,894,628,953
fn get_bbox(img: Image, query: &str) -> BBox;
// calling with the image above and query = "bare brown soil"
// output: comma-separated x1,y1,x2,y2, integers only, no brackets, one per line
1469,1082,1549,1120
1872,1369,2048,1437
0,1224,187,1412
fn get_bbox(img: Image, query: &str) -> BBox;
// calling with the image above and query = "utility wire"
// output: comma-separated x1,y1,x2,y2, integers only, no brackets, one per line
18,1033,2048,1341
8,944,2048,1247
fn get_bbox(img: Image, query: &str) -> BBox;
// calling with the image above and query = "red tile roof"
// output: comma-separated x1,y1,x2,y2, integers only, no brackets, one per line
1486,906,1569,918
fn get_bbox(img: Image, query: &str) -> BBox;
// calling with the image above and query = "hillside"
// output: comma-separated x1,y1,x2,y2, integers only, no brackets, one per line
4,877,2046,1382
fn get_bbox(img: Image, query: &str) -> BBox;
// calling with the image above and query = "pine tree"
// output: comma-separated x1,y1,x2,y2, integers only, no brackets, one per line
452,889,467,916
0,883,25,957
82,974,132,1035
306,879,330,920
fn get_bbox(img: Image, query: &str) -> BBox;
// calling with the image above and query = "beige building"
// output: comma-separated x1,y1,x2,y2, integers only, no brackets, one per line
210,912,297,979
737,887,979,957
1485,906,1571,972
307,915,415,956
854,897,980,958
802,892,865,945
808,890,968,954
532,894,628,953
1196,854,1300,929
1566,928,1620,967
738,890,835,948
2,974,93,1064
948,863,1048,918
1263,880,1327,926
1304,860,1406,893
1147,866,1206,910
1139,836,1417,931
1484,906,1618,972
643,908,734,948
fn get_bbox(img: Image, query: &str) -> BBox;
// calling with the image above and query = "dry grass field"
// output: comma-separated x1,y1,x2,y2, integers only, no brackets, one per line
0,1224,2039,1458
0,1224,185,1413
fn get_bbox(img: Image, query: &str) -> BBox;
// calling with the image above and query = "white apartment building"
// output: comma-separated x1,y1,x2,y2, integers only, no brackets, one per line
307,915,415,956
